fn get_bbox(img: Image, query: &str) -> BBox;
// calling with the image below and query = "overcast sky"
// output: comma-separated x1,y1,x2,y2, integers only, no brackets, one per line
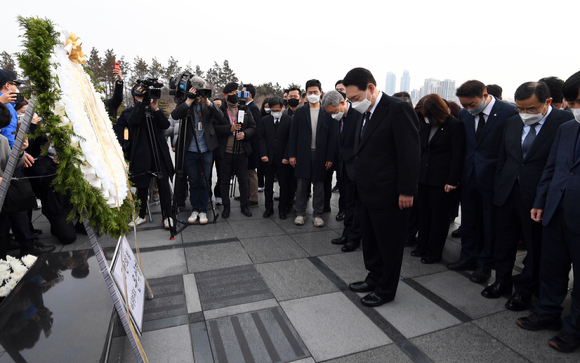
4,0,580,101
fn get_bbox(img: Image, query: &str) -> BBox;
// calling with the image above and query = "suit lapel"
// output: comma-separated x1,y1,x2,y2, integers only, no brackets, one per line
479,99,502,143
357,92,388,151
305,104,312,132
571,123,580,168
428,123,446,145
524,110,559,161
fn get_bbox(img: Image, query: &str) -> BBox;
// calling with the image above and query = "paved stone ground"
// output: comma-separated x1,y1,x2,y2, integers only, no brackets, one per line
6,178,578,363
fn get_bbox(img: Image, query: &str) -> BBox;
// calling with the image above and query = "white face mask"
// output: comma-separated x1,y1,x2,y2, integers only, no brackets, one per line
467,96,487,116
424,117,430,124
572,108,580,123
519,104,546,125
352,88,372,114
271,111,282,119
332,111,344,121
264,108,271,114
307,94,320,104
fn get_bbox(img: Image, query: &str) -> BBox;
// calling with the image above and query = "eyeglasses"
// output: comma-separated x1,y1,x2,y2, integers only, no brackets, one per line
516,103,545,114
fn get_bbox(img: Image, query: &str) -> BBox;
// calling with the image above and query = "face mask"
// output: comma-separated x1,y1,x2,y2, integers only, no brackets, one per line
288,98,300,107
467,97,487,116
332,111,344,121
271,111,282,119
352,89,372,114
264,108,271,114
307,94,320,104
519,105,546,125
571,108,580,123
424,117,430,124
227,94,238,104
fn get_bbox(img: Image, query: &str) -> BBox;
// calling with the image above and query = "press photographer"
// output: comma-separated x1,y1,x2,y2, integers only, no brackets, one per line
115,78,175,228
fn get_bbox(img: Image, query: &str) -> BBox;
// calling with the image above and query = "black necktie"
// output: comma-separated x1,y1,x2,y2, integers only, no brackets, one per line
274,118,279,133
522,123,538,159
475,112,485,142
361,112,370,138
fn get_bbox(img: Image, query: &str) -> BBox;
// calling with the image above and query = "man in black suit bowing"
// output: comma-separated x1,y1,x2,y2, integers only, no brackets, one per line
258,96,293,219
482,82,572,311
448,81,518,283
343,68,420,307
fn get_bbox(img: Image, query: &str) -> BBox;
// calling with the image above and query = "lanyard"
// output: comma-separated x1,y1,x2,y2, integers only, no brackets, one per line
226,108,237,124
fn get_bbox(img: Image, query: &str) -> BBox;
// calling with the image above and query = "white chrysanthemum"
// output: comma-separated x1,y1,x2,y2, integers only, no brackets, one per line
0,286,9,297
0,264,9,273
11,270,25,283
4,278,17,290
21,255,37,269
6,256,17,264
0,269,10,280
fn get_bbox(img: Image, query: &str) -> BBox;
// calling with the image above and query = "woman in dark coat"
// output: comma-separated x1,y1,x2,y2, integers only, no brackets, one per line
411,94,465,263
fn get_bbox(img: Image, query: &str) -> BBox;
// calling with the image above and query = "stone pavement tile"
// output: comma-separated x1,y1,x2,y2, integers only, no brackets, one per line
288,358,315,363
318,251,368,285
474,309,580,363
324,344,413,363
240,235,309,264
124,228,180,249
143,275,186,322
411,323,529,363
317,212,345,230
219,205,265,221
196,265,273,310
108,324,193,363
204,298,279,320
256,259,338,301
271,215,331,235
207,306,310,363
441,238,462,264
227,219,287,239
373,282,461,338
414,270,508,319
185,241,253,273
280,292,391,362
190,321,214,363
400,248,448,278
289,230,342,256
139,248,188,279
183,273,202,314
180,219,236,243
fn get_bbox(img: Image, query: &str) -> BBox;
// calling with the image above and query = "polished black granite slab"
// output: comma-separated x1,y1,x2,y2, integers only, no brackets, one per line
0,250,114,363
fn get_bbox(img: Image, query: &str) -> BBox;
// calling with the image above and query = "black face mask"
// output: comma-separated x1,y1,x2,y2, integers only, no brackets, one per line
227,94,238,104
287,98,300,107
338,91,347,100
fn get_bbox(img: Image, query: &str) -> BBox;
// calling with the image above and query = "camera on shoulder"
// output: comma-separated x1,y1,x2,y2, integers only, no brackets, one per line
169,72,212,103
132,78,163,100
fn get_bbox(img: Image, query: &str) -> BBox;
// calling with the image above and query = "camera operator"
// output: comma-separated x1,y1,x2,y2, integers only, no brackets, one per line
117,83,175,228
216,82,257,218
170,76,223,224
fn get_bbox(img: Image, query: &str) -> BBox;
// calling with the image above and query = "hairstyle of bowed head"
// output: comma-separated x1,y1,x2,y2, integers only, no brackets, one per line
393,91,411,99
562,70,580,102
414,95,428,118
342,67,377,90
486,84,503,100
321,90,344,108
456,80,485,98
447,101,461,118
539,76,564,105
422,94,451,124
514,81,551,103
0,102,11,129
268,96,284,108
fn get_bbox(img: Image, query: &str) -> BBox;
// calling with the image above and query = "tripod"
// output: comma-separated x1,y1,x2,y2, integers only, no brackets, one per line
228,106,246,198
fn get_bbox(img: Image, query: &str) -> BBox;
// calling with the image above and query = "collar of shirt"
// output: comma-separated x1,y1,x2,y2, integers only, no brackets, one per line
246,100,254,106
482,96,496,117
367,92,382,119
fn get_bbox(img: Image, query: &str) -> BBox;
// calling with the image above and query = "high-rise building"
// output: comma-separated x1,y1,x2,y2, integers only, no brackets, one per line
417,78,458,103
441,79,457,102
400,70,410,93
385,72,396,95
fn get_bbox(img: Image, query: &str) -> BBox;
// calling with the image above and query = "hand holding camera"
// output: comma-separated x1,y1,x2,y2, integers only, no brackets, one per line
230,122,242,133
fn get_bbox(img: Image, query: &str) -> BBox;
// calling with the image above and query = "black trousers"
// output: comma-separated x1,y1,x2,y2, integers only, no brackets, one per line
338,170,345,212
8,210,38,249
46,202,77,245
257,164,265,188
137,174,172,219
494,183,542,296
264,162,292,212
174,173,188,207
358,195,410,299
417,184,453,259
213,156,222,199
220,152,248,206
341,176,361,243
406,191,420,241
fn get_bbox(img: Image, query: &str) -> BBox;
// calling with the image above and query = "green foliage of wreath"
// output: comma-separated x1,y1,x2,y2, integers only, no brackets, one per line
16,16,135,238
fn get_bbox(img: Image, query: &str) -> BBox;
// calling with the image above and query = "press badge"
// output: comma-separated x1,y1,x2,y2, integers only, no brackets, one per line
124,127,129,140
198,122,203,131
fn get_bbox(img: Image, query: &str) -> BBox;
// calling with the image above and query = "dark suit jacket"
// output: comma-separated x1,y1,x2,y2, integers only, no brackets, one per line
105,80,124,119
494,108,573,209
534,120,580,233
288,104,335,182
214,105,257,159
460,97,518,191
258,114,292,166
247,101,262,169
354,92,420,209
337,104,362,181
419,115,465,187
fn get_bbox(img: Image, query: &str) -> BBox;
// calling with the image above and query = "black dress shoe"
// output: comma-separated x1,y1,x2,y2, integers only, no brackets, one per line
451,227,461,238
421,256,441,264
505,293,531,311
332,185,339,193
349,281,375,293
331,236,348,245
481,282,513,299
410,248,425,257
517,312,562,331
470,267,491,283
323,206,332,213
404,237,418,247
263,208,274,218
241,206,252,217
335,211,345,221
32,228,43,235
248,200,259,207
279,211,287,220
341,242,360,252
447,259,477,271
361,292,393,307
222,205,231,219
21,242,55,257
549,331,580,353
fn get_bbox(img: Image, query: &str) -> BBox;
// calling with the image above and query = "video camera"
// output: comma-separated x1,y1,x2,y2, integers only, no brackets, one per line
132,78,163,100
169,72,212,103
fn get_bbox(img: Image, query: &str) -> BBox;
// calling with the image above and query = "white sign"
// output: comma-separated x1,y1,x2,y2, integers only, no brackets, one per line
110,235,145,335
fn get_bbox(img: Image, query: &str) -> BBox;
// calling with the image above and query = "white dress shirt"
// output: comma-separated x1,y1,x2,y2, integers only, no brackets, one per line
521,106,552,144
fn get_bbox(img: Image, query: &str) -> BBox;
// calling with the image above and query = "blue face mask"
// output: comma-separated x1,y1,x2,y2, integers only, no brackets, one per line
467,97,487,116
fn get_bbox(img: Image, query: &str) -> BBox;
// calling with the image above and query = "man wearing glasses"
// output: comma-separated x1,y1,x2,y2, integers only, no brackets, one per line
0,70,26,147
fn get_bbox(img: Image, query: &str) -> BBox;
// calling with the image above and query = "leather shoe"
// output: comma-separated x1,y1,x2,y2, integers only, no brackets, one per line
410,248,425,257
241,206,252,217
349,281,374,293
263,208,274,218
222,205,231,219
335,211,345,221
469,267,491,283
421,256,441,264
451,226,461,238
248,200,259,207
331,236,348,245
323,206,332,213
361,292,393,307
481,282,513,299
279,211,287,220
517,312,562,331
447,259,477,271
341,242,360,252
505,293,531,311
21,242,55,256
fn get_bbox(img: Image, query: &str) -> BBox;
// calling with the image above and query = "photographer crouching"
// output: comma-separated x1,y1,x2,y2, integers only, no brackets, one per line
115,78,175,228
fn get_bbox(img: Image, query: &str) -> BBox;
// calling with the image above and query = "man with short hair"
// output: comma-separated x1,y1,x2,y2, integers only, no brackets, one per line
284,87,301,117
242,84,261,207
335,80,346,95
486,84,503,100
0,70,25,147
539,77,565,109
289,79,335,227
516,71,580,353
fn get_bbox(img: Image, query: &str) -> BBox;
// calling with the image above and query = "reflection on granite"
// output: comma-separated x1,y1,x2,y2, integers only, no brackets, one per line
0,250,114,363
